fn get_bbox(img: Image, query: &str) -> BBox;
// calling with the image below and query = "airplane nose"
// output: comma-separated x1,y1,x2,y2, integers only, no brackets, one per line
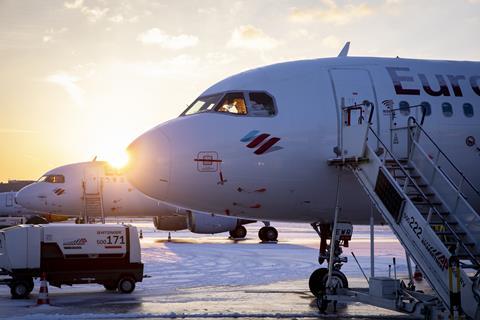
16,186,35,209
126,127,171,201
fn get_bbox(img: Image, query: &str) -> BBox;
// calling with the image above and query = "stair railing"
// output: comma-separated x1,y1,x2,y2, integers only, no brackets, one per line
406,118,480,261
366,126,480,268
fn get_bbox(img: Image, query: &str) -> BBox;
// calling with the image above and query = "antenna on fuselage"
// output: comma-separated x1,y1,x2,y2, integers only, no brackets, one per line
92,156,97,162
338,42,350,57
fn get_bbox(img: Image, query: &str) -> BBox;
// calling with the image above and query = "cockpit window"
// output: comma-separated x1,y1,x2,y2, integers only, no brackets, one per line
248,92,275,116
216,92,247,115
183,93,223,116
38,175,65,183
181,91,276,117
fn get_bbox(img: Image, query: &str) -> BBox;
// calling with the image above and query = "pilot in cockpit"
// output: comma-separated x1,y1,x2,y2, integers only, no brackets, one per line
218,97,247,115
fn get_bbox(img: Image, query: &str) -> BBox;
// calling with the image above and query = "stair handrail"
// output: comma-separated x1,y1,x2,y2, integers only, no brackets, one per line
407,117,480,202
367,126,480,268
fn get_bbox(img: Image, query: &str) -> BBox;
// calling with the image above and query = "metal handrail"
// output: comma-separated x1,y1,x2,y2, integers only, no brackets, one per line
367,126,480,268
407,117,480,200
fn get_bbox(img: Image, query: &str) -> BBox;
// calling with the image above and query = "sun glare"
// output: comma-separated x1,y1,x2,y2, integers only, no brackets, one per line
105,150,130,169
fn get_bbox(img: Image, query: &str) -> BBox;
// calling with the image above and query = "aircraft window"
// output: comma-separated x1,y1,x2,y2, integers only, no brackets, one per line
463,103,474,118
399,101,410,116
420,101,431,116
216,92,247,115
442,102,453,117
39,175,65,183
183,93,223,116
248,92,275,116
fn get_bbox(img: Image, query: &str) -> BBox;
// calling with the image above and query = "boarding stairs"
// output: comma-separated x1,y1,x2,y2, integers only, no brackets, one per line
82,185,105,223
328,102,480,319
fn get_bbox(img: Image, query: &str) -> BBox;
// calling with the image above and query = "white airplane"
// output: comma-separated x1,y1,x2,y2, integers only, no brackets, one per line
124,45,480,302
16,160,278,240
0,192,33,216
0,191,69,224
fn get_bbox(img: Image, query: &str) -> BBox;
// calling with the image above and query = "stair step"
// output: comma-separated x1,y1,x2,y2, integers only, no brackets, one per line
385,159,408,164
407,192,435,197
443,241,475,247
394,173,421,178
386,166,415,171
412,201,442,206
430,220,458,225
434,231,466,236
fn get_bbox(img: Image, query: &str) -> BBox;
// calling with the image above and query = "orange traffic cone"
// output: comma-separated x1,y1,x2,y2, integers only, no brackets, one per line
36,272,50,305
413,265,423,281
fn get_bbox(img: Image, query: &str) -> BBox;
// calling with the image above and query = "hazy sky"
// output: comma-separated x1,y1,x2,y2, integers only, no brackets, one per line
0,0,479,181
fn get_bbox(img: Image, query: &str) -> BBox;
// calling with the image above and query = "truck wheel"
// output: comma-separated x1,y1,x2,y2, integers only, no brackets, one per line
10,281,30,299
117,277,135,294
103,283,117,291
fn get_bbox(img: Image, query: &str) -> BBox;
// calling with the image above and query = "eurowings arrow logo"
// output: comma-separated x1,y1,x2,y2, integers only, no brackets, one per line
53,188,65,196
240,130,282,155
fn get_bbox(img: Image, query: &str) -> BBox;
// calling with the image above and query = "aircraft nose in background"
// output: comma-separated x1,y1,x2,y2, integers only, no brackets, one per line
126,128,171,201
16,185,37,209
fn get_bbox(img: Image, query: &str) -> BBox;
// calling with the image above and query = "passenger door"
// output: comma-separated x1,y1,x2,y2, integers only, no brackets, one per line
329,68,379,153
84,165,100,194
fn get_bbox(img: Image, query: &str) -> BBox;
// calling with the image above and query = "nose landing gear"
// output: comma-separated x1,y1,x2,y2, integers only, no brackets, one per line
309,221,352,302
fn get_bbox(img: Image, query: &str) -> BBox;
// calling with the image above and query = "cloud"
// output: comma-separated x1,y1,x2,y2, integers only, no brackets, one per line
321,35,341,49
227,25,280,50
64,0,83,9
42,27,68,43
138,28,199,49
46,72,84,107
290,0,373,25
122,54,202,78
64,0,109,23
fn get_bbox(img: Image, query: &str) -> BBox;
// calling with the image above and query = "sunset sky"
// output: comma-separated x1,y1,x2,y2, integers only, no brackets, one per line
1,0,479,181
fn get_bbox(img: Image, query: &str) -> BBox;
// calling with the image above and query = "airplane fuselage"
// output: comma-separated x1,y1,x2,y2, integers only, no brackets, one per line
127,57,480,224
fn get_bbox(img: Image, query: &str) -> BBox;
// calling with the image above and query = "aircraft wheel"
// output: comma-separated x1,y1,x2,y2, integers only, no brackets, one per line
229,226,247,239
308,268,348,297
117,276,136,294
259,226,278,242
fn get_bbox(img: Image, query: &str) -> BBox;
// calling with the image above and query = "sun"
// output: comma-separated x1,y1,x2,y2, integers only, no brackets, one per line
105,150,130,169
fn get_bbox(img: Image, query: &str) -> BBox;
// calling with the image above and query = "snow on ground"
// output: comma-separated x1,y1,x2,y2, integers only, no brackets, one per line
0,220,419,319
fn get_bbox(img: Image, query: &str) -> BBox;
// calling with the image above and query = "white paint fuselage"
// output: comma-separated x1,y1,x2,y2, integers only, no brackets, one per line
16,161,176,217
126,57,480,224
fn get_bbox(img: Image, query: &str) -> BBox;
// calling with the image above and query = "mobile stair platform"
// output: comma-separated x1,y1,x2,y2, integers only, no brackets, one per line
325,101,480,319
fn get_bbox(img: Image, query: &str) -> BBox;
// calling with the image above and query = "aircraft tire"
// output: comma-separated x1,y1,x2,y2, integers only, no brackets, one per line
258,226,278,242
308,268,348,297
229,225,247,239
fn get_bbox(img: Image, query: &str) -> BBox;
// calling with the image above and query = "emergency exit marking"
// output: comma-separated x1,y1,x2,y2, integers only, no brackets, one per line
194,151,222,172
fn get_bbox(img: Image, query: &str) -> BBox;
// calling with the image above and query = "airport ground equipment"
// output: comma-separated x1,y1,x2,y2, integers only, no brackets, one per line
320,101,480,319
0,224,143,298
0,217,27,229
0,216,49,229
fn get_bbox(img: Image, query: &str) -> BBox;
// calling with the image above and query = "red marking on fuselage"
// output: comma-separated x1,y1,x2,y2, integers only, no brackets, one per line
249,204,262,209
246,134,270,148
254,137,280,155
